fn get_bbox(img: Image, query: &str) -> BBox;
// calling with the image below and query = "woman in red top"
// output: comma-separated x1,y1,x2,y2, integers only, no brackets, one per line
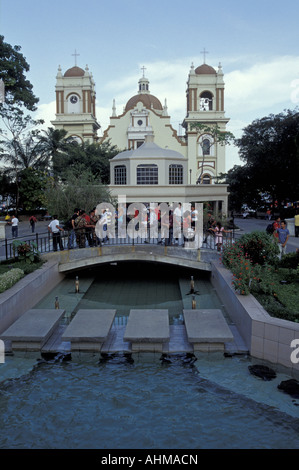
273,216,281,239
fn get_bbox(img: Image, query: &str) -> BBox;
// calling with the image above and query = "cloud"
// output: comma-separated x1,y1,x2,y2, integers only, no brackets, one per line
225,55,299,116
35,55,299,169
35,101,56,130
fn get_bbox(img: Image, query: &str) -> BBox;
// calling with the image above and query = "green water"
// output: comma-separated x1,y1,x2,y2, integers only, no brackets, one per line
35,261,227,325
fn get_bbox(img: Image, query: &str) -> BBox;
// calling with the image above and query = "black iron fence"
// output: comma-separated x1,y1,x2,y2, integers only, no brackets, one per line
1,229,236,261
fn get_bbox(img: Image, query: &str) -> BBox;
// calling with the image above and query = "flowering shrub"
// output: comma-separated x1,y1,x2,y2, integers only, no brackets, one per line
222,231,279,295
12,240,40,264
235,231,279,265
0,268,25,293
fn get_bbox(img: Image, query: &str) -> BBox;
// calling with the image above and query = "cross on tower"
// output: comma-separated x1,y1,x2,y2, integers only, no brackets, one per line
141,65,146,77
72,49,80,66
201,48,209,64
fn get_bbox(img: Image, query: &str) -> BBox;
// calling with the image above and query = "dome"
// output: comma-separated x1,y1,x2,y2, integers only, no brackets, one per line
64,66,85,77
112,137,186,161
125,94,163,112
195,64,217,75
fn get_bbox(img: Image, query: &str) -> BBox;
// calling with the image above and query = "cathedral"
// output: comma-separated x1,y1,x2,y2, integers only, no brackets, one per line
51,59,230,213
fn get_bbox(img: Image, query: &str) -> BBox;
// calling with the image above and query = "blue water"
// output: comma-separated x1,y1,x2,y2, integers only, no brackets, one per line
0,352,298,449
0,263,298,449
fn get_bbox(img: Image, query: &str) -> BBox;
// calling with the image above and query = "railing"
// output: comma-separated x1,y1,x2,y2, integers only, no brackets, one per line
1,229,236,261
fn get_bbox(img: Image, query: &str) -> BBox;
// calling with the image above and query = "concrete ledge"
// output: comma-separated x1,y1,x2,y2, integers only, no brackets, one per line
211,261,299,378
124,309,170,352
1,309,65,351
183,309,234,347
61,309,116,352
0,261,64,334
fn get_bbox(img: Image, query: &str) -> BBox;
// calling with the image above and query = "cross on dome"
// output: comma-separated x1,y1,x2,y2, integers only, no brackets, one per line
141,65,147,78
72,49,80,66
201,48,209,64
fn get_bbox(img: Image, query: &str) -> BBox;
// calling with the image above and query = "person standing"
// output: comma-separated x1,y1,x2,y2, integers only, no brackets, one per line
29,215,37,233
295,210,299,238
10,214,19,238
212,222,232,252
89,208,100,246
48,215,64,252
276,220,289,259
74,210,88,248
204,212,216,244
68,208,80,249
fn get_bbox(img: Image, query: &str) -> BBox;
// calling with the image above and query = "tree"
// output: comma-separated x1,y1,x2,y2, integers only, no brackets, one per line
234,109,299,210
0,35,39,111
37,127,74,168
0,107,45,210
223,165,265,212
52,139,119,184
19,168,48,211
190,123,234,183
45,169,113,221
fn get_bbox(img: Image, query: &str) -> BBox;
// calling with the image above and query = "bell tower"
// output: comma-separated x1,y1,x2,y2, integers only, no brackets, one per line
51,57,100,143
183,53,229,184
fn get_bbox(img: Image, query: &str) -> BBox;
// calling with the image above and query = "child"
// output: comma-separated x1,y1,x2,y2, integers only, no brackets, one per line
212,222,232,251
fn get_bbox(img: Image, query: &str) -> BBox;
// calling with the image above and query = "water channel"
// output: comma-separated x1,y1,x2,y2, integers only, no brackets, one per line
0,262,298,449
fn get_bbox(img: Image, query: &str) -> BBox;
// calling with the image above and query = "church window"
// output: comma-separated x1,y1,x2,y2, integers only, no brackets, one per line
114,165,127,185
169,164,183,184
199,91,213,111
202,139,211,156
137,164,158,185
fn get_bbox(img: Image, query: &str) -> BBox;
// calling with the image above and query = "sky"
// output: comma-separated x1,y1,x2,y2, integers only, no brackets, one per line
1,0,299,170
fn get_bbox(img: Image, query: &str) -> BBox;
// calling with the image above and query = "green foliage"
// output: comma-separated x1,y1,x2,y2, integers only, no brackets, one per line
224,109,299,210
45,169,113,221
222,231,298,321
52,139,119,184
222,245,261,295
236,230,279,265
19,168,49,211
12,240,41,264
0,268,24,293
0,35,39,111
254,293,299,322
278,251,299,269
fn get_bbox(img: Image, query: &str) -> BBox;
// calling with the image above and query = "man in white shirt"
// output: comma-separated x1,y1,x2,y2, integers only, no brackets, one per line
48,215,64,251
11,214,19,238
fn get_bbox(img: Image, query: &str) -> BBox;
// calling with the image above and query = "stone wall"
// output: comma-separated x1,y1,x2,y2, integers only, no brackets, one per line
0,261,64,334
211,261,299,378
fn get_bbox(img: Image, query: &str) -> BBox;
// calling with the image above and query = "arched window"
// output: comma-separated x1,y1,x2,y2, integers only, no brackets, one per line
169,164,183,184
202,138,211,156
137,164,158,184
114,165,127,185
199,91,213,111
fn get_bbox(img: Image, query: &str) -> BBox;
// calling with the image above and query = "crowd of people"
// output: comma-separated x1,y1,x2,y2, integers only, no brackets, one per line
7,206,296,258
47,204,209,251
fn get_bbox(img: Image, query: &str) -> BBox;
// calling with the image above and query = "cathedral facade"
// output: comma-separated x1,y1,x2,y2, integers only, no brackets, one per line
51,60,230,212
